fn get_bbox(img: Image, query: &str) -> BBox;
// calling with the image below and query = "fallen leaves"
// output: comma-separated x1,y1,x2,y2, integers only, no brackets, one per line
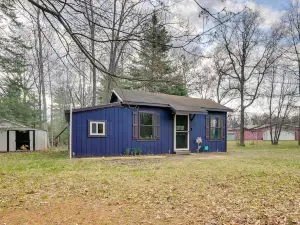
0,142,300,224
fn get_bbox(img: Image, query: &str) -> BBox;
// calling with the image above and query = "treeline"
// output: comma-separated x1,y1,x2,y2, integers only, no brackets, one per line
0,0,299,146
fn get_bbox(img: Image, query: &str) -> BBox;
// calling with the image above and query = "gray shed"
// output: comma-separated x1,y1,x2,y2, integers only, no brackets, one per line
0,119,48,152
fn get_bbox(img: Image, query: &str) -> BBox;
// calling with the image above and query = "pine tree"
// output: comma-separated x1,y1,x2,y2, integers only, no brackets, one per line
0,0,28,74
0,1,37,125
0,74,40,126
125,12,187,96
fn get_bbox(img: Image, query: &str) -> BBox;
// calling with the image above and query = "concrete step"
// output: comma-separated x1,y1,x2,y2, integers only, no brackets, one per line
175,150,191,155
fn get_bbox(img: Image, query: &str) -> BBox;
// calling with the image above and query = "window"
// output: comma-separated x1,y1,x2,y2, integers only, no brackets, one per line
89,121,106,137
206,116,224,140
139,112,154,140
210,117,221,139
132,111,160,141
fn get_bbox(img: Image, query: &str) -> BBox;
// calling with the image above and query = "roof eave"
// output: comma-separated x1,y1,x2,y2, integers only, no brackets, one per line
121,101,170,108
174,110,208,115
112,89,123,102
204,108,233,112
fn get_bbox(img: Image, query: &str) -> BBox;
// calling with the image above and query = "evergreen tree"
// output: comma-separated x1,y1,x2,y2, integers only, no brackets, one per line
0,74,40,126
0,0,28,74
0,1,37,126
125,12,187,96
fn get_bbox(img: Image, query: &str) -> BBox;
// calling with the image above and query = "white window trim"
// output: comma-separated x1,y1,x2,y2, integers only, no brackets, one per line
89,121,106,137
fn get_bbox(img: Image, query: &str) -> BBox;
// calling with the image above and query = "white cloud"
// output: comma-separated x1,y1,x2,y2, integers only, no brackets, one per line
172,0,283,30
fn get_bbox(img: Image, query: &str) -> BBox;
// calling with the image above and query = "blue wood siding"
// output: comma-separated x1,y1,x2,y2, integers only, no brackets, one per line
72,106,227,157
72,106,174,157
189,111,227,153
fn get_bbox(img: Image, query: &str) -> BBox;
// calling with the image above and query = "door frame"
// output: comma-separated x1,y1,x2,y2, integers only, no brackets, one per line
6,130,35,152
15,130,30,151
174,114,190,152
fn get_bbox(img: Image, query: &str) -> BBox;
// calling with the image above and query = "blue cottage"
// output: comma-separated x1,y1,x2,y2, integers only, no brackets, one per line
66,89,233,157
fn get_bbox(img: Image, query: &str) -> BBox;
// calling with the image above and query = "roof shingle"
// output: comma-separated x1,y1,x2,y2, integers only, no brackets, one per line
113,88,233,113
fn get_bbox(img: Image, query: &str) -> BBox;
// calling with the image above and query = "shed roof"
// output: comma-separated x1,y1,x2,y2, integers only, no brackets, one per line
0,119,26,128
112,88,233,113
0,119,46,131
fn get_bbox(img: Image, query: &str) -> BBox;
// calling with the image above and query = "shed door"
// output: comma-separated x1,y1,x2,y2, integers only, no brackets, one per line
29,131,34,151
0,132,6,152
9,131,16,152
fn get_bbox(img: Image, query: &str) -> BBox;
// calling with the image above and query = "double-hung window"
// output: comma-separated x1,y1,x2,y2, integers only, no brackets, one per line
89,120,106,137
139,112,155,140
206,116,224,140
210,117,221,139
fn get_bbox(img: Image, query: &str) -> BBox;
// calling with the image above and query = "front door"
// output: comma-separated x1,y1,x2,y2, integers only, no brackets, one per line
174,114,189,151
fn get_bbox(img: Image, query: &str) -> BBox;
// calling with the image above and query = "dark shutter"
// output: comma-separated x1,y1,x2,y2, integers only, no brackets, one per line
206,116,210,140
220,118,225,140
155,112,160,139
133,111,138,139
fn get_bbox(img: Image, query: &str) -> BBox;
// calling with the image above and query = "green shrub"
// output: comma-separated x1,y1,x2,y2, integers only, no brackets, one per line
125,148,131,156
133,147,142,156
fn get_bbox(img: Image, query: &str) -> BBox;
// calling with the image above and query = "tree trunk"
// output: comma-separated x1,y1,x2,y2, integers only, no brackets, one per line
34,34,42,127
240,84,245,146
89,0,96,106
297,54,300,146
37,6,48,136
240,106,245,146
298,106,300,146
48,64,53,147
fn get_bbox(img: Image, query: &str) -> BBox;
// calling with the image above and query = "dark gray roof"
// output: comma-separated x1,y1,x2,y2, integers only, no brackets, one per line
113,88,233,113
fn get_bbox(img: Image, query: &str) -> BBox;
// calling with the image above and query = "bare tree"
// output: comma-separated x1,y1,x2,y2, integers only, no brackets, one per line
84,0,97,105
213,45,238,104
21,0,234,103
217,8,283,146
266,65,297,145
283,0,300,146
36,3,48,132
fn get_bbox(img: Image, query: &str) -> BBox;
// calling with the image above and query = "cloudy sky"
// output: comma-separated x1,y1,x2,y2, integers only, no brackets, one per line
210,0,285,26
179,0,289,113
254,0,286,10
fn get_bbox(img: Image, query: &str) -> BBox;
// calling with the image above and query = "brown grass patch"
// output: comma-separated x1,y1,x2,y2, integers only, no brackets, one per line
0,141,300,224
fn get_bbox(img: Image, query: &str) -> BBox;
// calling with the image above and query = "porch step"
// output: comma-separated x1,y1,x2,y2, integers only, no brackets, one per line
175,150,191,155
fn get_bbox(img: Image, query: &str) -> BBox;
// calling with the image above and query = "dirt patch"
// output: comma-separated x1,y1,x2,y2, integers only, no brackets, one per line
0,198,120,225
195,155,227,160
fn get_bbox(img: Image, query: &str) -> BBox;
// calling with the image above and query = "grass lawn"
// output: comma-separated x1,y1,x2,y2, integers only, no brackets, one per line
0,141,300,224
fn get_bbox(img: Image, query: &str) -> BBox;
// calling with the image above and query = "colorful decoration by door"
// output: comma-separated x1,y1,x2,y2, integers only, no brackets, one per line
196,137,202,153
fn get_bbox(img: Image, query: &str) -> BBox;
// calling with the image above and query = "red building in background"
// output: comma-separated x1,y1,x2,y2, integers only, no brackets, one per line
228,125,265,140
228,125,299,141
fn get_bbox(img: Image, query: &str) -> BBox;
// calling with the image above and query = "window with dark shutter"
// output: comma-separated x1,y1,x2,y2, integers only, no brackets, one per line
133,111,158,141
207,116,225,140
139,112,155,140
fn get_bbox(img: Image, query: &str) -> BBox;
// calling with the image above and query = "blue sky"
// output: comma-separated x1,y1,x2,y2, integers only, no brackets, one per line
252,0,286,10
